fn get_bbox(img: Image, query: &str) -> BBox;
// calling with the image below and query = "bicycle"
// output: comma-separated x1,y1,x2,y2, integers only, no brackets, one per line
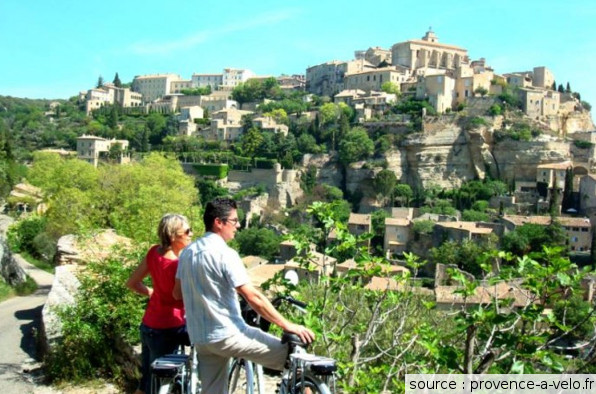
150,344,200,394
275,296,337,394
232,295,337,394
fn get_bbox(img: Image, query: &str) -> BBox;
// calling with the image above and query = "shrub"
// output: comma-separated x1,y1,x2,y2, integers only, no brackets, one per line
573,140,593,149
6,215,48,258
192,163,229,179
44,247,146,386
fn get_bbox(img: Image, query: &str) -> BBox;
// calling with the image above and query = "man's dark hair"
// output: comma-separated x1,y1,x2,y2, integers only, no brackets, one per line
203,197,237,232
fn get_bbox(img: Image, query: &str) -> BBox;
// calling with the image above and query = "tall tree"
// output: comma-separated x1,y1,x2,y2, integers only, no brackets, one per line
113,72,122,88
565,82,572,93
96,75,104,88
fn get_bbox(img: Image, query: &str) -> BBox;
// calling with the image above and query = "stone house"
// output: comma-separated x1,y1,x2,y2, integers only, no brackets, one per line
253,116,289,136
344,66,410,92
501,215,592,253
433,221,495,245
83,83,143,115
306,59,375,97
416,73,455,114
76,135,130,167
391,29,469,73
384,217,411,257
203,108,253,142
132,73,182,103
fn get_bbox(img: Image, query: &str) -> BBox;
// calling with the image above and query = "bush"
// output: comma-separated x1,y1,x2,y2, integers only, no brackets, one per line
192,164,229,179
44,247,146,386
573,140,593,149
6,215,48,258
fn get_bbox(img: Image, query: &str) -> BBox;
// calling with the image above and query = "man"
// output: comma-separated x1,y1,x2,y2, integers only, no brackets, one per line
174,197,314,393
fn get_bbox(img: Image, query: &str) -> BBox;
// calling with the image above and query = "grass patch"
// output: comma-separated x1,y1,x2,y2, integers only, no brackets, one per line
0,279,15,302
15,275,38,296
19,250,54,274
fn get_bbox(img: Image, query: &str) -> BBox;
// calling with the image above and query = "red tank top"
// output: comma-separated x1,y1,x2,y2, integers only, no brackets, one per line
141,245,186,329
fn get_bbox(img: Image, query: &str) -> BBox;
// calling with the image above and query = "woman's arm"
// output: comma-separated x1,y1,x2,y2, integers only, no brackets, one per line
126,257,153,297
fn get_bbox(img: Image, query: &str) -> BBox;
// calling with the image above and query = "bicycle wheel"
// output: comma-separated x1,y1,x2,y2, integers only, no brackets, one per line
292,373,332,394
228,358,258,394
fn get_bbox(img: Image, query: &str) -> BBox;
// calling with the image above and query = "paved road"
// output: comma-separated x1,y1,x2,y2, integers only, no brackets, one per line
0,254,55,393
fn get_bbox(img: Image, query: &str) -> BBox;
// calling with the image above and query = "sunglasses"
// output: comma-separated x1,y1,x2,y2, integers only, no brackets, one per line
183,228,192,236
224,218,240,225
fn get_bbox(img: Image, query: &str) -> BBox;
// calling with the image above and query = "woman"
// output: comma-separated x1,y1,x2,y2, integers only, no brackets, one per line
126,213,193,394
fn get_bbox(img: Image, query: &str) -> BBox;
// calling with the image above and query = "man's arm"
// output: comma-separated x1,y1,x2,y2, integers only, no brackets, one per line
236,283,315,344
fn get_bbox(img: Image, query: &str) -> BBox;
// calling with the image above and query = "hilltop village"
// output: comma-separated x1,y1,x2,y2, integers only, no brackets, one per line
6,29,596,288
67,30,595,269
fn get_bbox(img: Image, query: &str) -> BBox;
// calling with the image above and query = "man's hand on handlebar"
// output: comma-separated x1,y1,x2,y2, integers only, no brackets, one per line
285,322,315,345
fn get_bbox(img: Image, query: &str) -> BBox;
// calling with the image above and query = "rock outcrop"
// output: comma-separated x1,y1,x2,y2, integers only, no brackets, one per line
0,215,26,286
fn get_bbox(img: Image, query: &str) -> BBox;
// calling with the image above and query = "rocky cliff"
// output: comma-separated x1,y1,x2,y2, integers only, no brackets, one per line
297,113,591,211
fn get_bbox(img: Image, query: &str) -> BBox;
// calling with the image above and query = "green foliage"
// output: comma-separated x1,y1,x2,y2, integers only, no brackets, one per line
502,222,566,257
192,163,229,179
197,179,229,204
44,248,146,384
259,98,309,115
6,215,50,259
338,127,374,165
180,86,212,96
573,140,593,149
466,116,489,130
26,152,201,244
488,104,502,116
430,239,495,276
412,220,434,236
394,183,413,207
474,86,488,96
461,209,490,222
374,169,397,203
419,199,456,215
581,101,591,111
234,227,281,261
381,81,400,95
232,77,282,104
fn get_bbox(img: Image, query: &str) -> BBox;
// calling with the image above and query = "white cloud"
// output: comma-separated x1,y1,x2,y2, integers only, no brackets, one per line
128,8,299,55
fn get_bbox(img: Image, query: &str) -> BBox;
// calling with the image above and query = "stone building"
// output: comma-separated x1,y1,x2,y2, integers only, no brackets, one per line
306,59,375,97
355,46,392,66
384,217,411,257
132,73,182,103
76,135,130,167
344,66,410,92
391,29,469,74
83,84,143,115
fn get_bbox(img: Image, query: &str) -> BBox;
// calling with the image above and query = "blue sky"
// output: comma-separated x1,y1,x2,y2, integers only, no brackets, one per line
2,0,595,109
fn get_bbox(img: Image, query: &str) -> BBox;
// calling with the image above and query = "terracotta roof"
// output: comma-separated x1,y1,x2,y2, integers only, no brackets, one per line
436,221,493,234
385,217,410,226
336,259,409,276
242,255,268,269
503,215,591,227
349,213,371,226
436,281,534,307
247,264,285,288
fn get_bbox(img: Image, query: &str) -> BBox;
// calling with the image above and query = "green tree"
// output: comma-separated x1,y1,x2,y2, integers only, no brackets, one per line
380,81,400,95
240,126,264,159
394,183,413,207
566,82,572,93
234,227,281,261
338,127,374,165
96,75,104,88
112,72,122,88
374,169,397,206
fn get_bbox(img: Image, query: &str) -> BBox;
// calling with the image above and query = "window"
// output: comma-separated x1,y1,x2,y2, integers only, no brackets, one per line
571,236,578,243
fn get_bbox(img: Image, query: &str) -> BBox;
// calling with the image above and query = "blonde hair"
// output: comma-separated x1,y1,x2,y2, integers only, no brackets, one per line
157,213,189,249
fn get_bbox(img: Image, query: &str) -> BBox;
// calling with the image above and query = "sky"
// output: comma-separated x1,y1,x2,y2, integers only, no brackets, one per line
1,0,596,109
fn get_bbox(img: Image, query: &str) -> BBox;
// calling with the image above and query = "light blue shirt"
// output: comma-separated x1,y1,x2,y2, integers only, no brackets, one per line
176,232,249,344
